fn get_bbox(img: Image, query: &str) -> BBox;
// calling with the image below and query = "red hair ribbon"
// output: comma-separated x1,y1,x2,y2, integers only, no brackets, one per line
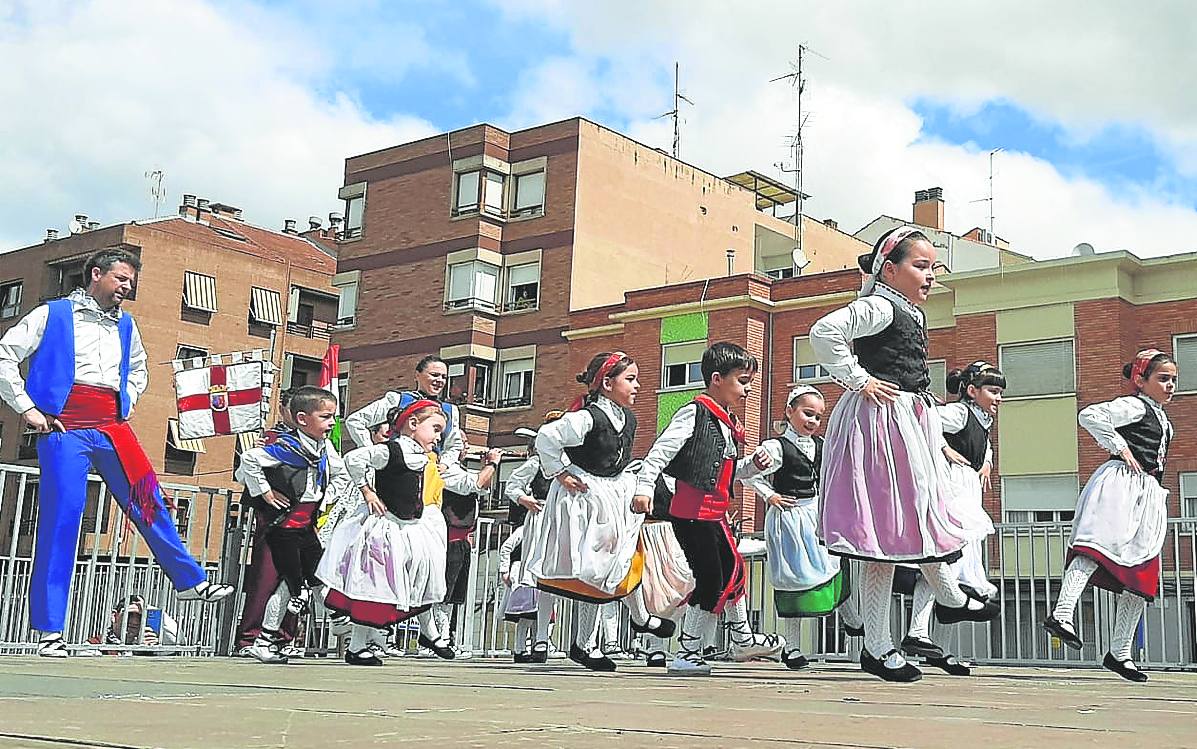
569,352,628,411
1129,348,1164,392
393,398,441,426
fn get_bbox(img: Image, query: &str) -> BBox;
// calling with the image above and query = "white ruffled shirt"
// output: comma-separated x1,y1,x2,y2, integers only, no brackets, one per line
504,455,542,502
808,283,925,392
738,427,815,499
1078,394,1173,465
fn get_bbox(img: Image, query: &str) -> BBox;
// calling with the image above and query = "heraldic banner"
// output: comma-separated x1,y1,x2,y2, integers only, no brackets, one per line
173,349,273,439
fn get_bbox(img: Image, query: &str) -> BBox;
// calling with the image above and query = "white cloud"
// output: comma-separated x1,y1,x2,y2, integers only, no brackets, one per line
491,0,1197,258
0,0,439,250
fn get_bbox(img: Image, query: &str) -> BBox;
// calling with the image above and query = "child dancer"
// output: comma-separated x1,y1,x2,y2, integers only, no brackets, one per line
318,399,451,666
740,385,845,670
633,342,783,676
235,386,348,664
903,362,1004,676
505,413,564,663
809,226,1000,682
524,352,675,672
1044,349,1176,682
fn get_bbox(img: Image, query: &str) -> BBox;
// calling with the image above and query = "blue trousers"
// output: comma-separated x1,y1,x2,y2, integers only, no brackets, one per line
31,429,206,633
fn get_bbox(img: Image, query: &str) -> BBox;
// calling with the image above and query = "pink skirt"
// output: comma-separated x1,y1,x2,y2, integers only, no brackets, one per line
818,390,972,563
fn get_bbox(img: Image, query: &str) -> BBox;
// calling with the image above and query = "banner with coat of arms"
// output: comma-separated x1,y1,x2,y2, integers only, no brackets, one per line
172,349,274,439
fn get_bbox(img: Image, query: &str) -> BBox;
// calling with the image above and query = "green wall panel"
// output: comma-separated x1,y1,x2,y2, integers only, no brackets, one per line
660,312,708,344
657,389,703,433
997,396,1079,475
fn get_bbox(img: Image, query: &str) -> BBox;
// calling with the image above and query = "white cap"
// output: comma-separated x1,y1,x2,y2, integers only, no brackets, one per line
786,384,824,405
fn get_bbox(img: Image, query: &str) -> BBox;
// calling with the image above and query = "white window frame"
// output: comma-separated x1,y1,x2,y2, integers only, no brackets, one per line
339,182,366,240
661,341,706,391
511,170,546,217
997,338,1077,400
1003,509,1076,524
1172,333,1197,395
453,170,481,215
1180,472,1197,519
792,336,830,384
0,280,22,319
175,344,208,361
333,271,360,328
504,261,541,312
927,359,947,402
483,170,505,216
445,260,500,312
497,357,535,409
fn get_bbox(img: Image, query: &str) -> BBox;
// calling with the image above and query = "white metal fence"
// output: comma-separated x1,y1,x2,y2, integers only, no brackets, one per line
1,459,1194,669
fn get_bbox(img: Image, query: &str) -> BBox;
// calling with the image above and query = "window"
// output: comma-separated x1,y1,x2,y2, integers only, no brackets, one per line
793,336,829,383
345,195,364,239
19,428,38,460
662,341,706,390
445,261,499,311
1004,509,1075,523
1174,335,1197,393
928,360,947,401
282,353,323,390
473,361,492,406
453,170,505,217
498,358,534,408
0,281,21,319
174,496,191,539
1001,473,1079,519
176,345,207,361
182,271,218,313
764,266,796,280
334,272,359,327
249,287,284,326
447,362,467,403
165,420,205,477
1181,473,1197,518
447,360,494,407
512,171,545,216
999,339,1075,398
454,171,480,214
505,262,540,311
483,171,505,216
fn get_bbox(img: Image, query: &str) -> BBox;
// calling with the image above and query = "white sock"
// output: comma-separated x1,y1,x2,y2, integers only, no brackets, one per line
780,617,803,654
1110,591,1145,661
724,596,755,645
861,562,900,663
433,603,451,642
535,594,555,643
515,619,533,654
677,605,708,660
600,602,621,649
918,562,968,608
574,602,601,654
349,624,373,653
1052,556,1098,625
622,589,651,628
908,577,936,641
417,609,441,643
263,581,291,632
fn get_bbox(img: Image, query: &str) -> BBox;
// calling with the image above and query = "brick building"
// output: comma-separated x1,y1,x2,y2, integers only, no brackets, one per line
331,117,870,458
0,199,342,560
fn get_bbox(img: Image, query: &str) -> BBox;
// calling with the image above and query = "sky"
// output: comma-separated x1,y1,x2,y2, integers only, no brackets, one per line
2,0,1195,259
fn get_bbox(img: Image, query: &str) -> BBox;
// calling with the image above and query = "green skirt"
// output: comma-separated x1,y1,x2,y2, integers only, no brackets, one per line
774,567,850,618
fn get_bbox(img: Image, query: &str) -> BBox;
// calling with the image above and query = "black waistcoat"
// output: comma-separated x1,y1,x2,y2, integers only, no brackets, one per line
1115,399,1167,478
442,489,477,529
564,403,637,477
855,304,931,393
374,442,424,520
649,475,674,521
944,407,990,472
664,404,734,491
256,462,312,525
771,436,823,499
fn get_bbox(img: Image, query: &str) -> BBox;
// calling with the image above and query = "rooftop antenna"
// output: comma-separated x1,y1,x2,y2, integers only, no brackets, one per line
969,148,1002,243
771,44,826,276
656,62,693,158
145,169,165,218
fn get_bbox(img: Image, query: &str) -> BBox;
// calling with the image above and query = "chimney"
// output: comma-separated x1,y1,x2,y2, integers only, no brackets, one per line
823,218,838,230
913,187,944,231
72,214,88,234
283,219,297,234
196,198,210,214
180,194,198,218
308,216,322,231
209,202,243,220
45,228,59,242
725,248,736,276
86,221,100,231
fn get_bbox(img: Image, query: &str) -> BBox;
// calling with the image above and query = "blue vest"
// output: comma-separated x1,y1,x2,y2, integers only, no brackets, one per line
396,390,456,453
26,299,134,419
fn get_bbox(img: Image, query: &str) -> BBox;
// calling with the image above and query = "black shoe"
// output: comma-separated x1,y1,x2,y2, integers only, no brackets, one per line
417,634,456,660
631,615,677,638
646,651,668,668
782,650,809,670
1043,615,1084,650
569,643,616,672
529,641,549,664
901,635,945,660
1103,652,1148,683
935,597,1000,625
345,649,383,666
926,654,972,676
842,623,864,637
860,648,922,683
513,652,533,664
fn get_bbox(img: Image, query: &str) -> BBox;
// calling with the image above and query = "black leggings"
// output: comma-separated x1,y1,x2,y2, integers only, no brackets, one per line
265,527,323,595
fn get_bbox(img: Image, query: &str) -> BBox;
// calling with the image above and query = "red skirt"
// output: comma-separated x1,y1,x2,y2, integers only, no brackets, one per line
324,589,428,628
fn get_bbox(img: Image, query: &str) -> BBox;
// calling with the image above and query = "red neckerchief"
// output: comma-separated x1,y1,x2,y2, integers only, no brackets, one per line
694,394,746,444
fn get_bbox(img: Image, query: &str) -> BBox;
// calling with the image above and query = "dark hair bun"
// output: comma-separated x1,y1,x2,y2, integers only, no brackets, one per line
945,368,965,396
857,251,874,274
576,371,589,384
1122,362,1134,380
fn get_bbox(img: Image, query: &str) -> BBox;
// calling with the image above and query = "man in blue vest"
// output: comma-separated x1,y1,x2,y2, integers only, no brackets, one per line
0,249,233,657
343,354,463,456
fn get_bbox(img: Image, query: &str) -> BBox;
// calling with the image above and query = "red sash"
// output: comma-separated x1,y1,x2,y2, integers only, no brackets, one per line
669,396,745,521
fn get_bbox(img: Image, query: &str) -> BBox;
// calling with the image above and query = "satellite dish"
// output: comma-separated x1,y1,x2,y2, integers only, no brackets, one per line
791,247,811,269
67,219,84,235
1071,242,1095,257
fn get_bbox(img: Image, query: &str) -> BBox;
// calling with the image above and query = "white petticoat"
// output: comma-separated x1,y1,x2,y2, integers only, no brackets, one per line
639,520,696,617
316,504,447,611
1070,460,1169,568
522,468,642,595
766,495,841,592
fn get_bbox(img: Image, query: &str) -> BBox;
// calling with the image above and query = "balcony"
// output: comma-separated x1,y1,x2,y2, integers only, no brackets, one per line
286,319,335,340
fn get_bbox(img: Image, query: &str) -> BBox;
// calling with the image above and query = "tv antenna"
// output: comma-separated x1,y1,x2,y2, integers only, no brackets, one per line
771,44,826,276
145,169,166,218
656,62,694,159
969,148,1002,243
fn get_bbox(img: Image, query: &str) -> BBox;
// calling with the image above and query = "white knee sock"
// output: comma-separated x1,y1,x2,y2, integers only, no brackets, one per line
1110,591,1145,661
433,603,451,642
622,589,651,627
724,596,756,645
1052,556,1098,624
600,602,621,648
780,617,803,654
262,581,291,633
349,624,373,653
574,602,601,653
908,577,936,641
861,562,899,661
417,609,442,642
535,593,555,643
515,619,533,654
918,562,968,608
677,605,713,661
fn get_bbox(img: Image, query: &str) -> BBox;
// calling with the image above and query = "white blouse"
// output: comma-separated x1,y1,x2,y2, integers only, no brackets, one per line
504,455,542,502
1078,394,1173,464
235,430,348,503
937,401,994,468
808,284,925,391
345,434,429,488
737,427,815,499
535,396,627,478
636,402,763,497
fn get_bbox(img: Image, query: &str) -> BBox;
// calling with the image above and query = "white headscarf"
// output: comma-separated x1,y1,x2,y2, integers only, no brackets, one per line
860,226,921,297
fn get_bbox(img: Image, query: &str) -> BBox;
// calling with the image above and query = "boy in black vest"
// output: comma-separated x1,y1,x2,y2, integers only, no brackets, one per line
236,386,348,664
633,343,783,676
